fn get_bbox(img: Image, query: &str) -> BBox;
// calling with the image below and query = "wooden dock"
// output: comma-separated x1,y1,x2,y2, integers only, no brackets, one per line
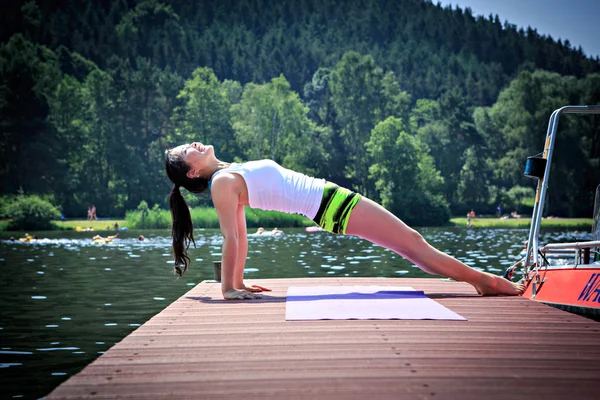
47,277,600,400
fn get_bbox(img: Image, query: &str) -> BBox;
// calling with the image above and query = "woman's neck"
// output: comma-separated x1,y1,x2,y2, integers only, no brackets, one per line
201,160,231,179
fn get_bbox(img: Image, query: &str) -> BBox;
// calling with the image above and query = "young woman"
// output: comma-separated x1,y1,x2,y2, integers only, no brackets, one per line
165,142,525,300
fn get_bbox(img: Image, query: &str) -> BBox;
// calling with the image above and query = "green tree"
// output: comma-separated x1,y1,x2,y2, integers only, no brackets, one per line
113,57,183,211
506,185,535,213
0,34,61,194
4,194,61,231
473,69,592,216
330,52,410,195
115,0,186,68
457,146,493,207
304,67,347,185
172,66,235,160
231,75,330,177
366,117,449,225
47,73,89,215
330,52,383,195
380,71,411,118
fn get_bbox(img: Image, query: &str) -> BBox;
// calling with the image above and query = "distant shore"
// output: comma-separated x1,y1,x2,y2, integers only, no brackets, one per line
52,219,128,231
450,217,593,229
0,217,594,232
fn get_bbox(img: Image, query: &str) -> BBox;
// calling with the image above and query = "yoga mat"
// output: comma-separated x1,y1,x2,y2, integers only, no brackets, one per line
285,286,467,321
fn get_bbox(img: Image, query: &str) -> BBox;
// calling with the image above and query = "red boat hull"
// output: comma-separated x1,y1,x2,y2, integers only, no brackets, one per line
523,267,600,310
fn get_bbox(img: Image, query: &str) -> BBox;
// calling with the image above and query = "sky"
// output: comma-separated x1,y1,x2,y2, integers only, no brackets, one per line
438,0,600,59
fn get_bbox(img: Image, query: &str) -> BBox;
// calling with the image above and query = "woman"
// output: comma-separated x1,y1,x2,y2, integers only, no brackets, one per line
165,142,525,300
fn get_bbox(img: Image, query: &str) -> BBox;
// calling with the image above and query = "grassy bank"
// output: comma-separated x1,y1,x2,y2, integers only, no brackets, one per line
451,217,593,229
5,215,593,232
125,206,313,229
2,206,313,231
52,219,127,231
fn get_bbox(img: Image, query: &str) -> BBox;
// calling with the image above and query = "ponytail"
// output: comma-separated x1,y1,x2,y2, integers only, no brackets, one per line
169,184,195,278
164,147,218,278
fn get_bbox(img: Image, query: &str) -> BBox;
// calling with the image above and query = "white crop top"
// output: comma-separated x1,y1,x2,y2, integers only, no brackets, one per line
210,160,325,219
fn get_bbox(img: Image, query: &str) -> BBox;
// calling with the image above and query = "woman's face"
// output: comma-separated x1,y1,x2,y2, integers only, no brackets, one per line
171,142,215,177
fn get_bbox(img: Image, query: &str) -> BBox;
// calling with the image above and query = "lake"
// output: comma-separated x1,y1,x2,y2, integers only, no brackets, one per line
0,227,593,399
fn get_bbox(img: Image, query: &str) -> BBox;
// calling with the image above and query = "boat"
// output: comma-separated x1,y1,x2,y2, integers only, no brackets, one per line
507,105,600,314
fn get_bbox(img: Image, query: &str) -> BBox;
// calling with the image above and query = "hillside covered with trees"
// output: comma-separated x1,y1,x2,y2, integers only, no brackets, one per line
1,0,599,225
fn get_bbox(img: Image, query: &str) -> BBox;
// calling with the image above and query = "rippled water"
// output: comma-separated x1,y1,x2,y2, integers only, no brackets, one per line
0,227,592,399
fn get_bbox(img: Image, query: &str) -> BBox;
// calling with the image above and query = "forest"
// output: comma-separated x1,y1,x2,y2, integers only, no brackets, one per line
1,0,599,226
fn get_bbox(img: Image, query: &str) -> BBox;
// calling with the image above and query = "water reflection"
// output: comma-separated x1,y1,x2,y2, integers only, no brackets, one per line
0,227,592,399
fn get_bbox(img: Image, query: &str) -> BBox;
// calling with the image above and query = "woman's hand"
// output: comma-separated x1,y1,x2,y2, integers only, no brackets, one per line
239,284,271,293
223,288,263,300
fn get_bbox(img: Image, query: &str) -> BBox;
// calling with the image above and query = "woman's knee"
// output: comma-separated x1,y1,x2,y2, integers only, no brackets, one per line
400,229,428,258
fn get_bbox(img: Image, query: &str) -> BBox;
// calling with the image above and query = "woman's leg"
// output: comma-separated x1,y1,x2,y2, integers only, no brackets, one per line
345,196,525,295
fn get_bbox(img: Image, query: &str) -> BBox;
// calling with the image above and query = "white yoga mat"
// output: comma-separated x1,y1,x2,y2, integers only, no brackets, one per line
285,286,467,321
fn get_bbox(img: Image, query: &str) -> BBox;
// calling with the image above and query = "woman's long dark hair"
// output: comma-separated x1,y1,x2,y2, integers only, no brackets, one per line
164,149,209,278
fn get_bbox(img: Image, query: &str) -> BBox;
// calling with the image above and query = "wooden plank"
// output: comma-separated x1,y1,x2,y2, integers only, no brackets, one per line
47,278,600,400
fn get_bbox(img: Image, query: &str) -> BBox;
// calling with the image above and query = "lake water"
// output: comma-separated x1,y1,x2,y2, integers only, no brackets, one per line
0,227,592,399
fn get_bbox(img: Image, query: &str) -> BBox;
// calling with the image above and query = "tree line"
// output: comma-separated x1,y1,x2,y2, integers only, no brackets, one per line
1,0,599,225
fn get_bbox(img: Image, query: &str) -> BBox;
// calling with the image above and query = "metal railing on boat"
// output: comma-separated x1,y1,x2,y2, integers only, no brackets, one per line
540,241,600,266
524,106,600,273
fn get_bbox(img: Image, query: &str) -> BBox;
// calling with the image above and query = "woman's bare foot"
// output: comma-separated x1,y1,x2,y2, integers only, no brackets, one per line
474,272,525,296
223,288,263,300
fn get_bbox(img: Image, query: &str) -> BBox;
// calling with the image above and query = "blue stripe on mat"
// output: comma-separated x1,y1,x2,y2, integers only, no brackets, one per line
286,290,426,302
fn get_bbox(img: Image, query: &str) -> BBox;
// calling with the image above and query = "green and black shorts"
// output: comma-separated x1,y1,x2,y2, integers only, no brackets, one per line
312,182,361,234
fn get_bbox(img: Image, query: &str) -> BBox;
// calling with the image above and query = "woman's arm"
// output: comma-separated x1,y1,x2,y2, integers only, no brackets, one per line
234,204,248,288
234,205,271,293
211,175,261,300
